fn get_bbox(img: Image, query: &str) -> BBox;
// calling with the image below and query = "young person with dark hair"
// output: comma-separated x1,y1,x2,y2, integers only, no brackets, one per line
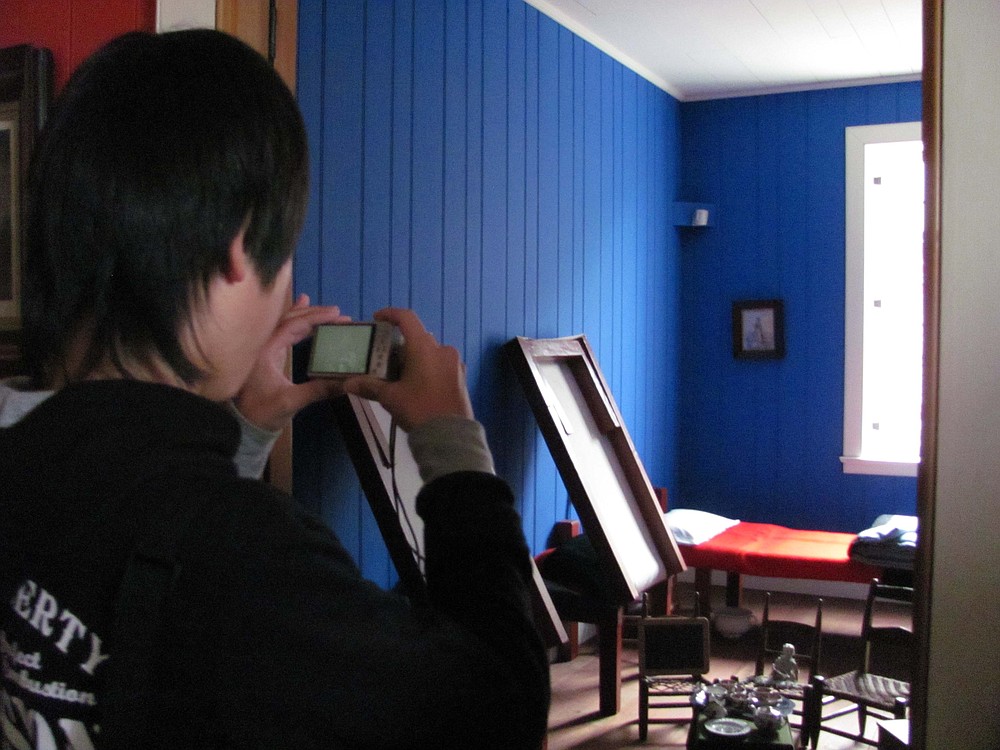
0,29,549,749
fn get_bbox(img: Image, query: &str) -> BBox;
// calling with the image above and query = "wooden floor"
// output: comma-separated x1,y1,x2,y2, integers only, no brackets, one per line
546,585,911,750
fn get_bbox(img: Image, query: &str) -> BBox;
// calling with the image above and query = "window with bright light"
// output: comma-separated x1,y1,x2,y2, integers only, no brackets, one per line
842,122,924,477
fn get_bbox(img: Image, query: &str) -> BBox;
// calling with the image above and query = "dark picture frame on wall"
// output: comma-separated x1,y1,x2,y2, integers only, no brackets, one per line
1,99,20,334
0,44,53,376
732,299,785,360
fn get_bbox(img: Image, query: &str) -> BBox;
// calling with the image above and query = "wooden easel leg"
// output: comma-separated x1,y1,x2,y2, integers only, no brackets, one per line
597,608,623,716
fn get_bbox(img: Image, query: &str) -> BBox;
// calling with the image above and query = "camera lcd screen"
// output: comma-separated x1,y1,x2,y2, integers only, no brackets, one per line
310,324,375,375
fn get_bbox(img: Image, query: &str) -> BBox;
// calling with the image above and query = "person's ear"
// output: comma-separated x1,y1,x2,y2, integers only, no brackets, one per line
224,230,250,284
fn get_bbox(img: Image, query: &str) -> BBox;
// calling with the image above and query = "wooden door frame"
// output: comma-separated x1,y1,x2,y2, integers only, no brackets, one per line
911,2,941,749
217,0,298,493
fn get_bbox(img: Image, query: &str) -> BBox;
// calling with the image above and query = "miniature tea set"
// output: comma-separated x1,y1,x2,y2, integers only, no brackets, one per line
692,678,795,736
691,644,800,738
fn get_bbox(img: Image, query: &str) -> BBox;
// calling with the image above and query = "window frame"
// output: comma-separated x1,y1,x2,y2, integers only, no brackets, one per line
842,121,923,478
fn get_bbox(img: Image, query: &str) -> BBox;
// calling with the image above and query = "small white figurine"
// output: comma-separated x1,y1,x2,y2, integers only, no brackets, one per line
770,642,799,683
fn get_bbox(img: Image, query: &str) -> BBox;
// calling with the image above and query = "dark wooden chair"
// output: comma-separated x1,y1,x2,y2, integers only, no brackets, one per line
536,513,676,718
536,520,627,716
802,579,912,748
637,592,710,741
754,591,823,737
756,591,824,679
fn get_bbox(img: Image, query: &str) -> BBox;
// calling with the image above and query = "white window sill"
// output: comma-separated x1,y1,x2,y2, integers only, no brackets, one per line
840,456,919,477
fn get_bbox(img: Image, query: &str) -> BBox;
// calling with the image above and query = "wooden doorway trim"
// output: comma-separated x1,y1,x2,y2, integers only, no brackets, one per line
217,0,298,493
911,2,941,749
217,0,297,93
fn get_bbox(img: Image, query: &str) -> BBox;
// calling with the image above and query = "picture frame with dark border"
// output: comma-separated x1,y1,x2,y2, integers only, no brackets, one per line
732,299,786,360
330,393,568,648
0,44,53,376
1,99,21,330
505,334,685,606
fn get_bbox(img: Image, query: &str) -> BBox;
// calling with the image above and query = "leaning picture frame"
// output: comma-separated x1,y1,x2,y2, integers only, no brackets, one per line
1,101,19,328
505,334,685,605
330,393,568,648
732,299,786,360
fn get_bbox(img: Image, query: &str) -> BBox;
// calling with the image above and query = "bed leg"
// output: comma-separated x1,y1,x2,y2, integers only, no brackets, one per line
725,571,744,608
695,568,713,618
554,621,579,662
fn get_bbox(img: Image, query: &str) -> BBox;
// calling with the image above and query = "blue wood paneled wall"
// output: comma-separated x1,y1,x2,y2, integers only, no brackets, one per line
293,0,680,585
677,82,922,531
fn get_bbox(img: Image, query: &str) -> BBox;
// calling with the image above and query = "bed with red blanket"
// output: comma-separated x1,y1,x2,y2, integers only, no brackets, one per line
666,509,915,614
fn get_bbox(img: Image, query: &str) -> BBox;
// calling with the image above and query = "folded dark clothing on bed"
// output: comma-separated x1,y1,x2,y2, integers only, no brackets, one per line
849,514,918,570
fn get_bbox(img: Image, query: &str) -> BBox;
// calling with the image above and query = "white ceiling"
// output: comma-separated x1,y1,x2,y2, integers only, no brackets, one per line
524,0,923,101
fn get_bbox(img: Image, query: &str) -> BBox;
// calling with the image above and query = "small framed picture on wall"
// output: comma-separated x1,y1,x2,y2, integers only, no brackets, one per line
732,299,785,360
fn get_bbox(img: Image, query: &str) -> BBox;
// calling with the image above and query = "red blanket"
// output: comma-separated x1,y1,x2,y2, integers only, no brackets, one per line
678,522,881,582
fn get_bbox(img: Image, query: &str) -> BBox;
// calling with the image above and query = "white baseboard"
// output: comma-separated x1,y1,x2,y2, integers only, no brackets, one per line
562,573,870,654
674,568,870,600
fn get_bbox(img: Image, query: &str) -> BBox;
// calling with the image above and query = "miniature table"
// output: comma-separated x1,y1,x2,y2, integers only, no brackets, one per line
686,715,795,750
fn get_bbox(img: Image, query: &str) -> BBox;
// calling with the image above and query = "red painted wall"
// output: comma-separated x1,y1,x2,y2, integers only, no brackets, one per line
0,0,157,91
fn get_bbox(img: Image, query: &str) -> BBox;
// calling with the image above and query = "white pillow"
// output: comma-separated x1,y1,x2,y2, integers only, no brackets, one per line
666,508,740,545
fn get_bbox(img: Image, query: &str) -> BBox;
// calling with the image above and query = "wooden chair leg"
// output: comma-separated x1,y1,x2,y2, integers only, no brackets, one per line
804,676,824,749
796,682,810,749
638,680,649,740
892,696,907,719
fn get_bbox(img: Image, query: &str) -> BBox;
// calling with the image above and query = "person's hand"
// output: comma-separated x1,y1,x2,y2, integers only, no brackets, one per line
234,294,350,432
342,307,474,432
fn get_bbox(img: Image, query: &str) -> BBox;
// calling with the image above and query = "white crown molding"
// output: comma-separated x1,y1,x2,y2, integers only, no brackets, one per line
156,0,216,33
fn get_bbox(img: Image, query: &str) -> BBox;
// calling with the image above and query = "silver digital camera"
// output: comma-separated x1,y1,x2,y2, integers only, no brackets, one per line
307,322,404,381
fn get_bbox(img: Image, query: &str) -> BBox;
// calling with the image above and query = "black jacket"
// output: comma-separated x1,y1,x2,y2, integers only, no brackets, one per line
0,380,549,749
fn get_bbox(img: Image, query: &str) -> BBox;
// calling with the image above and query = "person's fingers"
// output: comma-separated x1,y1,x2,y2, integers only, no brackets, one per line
372,307,429,343
276,306,351,347
284,378,345,413
341,374,388,404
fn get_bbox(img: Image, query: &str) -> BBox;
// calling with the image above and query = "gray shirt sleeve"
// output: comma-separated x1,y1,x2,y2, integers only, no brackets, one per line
3,380,491,484
224,402,282,479
406,415,496,484
0,378,51,428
